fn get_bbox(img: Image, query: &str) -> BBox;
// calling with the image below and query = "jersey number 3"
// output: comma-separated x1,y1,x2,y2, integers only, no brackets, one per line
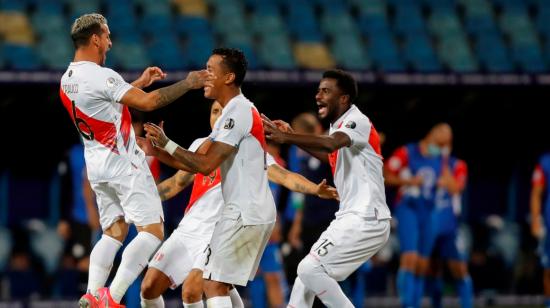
72,100,94,141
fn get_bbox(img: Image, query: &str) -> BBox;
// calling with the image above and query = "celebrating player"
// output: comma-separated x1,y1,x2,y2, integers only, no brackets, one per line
138,100,338,308
59,13,210,308
143,48,276,308
263,69,391,307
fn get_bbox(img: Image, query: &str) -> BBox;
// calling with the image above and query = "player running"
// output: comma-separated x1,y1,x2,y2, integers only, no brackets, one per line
263,69,391,308
138,101,338,307
60,13,210,308
143,48,276,308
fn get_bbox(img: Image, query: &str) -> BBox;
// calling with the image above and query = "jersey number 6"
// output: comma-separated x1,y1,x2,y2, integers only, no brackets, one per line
72,100,94,141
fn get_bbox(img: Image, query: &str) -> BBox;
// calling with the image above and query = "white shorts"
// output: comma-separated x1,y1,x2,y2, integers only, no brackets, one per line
307,213,390,281
148,229,208,289
90,169,164,231
202,205,274,286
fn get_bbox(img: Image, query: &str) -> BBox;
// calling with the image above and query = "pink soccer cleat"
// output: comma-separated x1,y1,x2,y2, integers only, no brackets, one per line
97,287,126,308
78,293,99,308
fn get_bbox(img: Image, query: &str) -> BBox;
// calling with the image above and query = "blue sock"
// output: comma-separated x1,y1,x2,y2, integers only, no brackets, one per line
397,270,415,307
457,275,473,308
414,275,425,308
544,297,550,308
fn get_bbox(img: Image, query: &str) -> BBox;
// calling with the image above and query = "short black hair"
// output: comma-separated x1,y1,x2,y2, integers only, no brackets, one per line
70,13,107,48
322,69,358,104
212,48,248,87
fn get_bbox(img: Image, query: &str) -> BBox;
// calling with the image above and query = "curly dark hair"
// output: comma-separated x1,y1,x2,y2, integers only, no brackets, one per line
212,48,248,87
322,69,358,103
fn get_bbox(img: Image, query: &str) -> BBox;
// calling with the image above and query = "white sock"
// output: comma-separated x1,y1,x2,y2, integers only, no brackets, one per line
288,277,315,308
87,234,122,297
296,256,354,308
183,300,204,308
110,231,161,303
140,294,165,308
229,288,244,308
205,296,232,308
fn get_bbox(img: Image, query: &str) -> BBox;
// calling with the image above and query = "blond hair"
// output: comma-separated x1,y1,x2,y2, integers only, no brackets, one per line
70,13,107,48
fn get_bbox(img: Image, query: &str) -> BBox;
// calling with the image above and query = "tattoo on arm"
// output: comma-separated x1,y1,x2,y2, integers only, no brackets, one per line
158,186,171,201
293,182,308,193
155,79,190,108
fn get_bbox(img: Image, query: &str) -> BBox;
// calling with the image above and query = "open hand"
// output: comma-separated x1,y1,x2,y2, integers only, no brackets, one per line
316,179,339,200
262,115,286,144
144,121,169,148
137,66,166,88
185,70,214,89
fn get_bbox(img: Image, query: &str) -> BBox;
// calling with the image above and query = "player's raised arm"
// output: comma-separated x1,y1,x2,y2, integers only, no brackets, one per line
120,70,212,112
267,164,338,200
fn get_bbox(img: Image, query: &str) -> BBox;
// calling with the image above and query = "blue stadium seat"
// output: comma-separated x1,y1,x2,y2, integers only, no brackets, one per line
368,31,406,71
3,44,42,70
0,0,27,12
438,36,479,72
535,5,550,39
287,1,323,42
512,44,547,73
141,14,173,37
38,36,73,70
34,0,63,15
428,9,464,38
393,3,426,36
250,13,285,36
175,16,211,37
358,12,390,36
112,42,151,71
148,35,187,70
474,33,514,72
403,33,442,72
320,11,358,37
258,33,295,69
331,34,371,70
184,35,216,69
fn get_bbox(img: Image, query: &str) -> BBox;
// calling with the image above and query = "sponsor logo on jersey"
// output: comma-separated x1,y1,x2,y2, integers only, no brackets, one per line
106,77,121,88
224,118,235,129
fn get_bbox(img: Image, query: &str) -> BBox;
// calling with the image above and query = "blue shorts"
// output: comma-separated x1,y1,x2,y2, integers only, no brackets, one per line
396,196,437,256
423,208,465,261
541,219,550,269
258,242,283,273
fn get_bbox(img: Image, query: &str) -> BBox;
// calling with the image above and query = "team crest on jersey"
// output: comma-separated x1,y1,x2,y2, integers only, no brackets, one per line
345,121,356,129
106,77,120,88
224,118,235,129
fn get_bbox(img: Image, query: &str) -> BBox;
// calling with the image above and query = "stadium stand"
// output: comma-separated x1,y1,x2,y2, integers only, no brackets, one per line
0,0,548,72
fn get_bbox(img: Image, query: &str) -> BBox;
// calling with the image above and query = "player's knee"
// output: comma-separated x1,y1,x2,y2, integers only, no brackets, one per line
104,220,129,242
400,252,418,271
140,276,159,299
415,257,429,275
448,261,468,279
203,280,230,297
297,256,322,281
182,286,202,303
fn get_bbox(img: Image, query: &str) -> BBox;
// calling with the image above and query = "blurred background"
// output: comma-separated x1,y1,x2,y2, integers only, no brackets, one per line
1,0,550,307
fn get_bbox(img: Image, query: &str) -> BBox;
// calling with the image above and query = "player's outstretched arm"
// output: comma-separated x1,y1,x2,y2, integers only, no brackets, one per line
144,122,235,175
263,115,351,153
157,170,195,201
131,66,167,89
267,164,339,200
120,70,212,111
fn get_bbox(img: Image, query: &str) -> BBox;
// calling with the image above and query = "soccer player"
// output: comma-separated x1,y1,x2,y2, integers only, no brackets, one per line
385,123,457,308
143,48,276,308
263,69,392,307
59,13,210,308
423,126,473,308
531,152,550,308
138,101,338,308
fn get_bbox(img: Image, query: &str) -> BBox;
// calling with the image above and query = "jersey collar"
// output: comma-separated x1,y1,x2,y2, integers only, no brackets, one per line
331,104,357,129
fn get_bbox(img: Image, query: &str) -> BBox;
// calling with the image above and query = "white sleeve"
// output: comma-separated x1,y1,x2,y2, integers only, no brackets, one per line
333,116,369,148
210,105,249,147
266,153,278,166
188,138,207,153
103,68,133,103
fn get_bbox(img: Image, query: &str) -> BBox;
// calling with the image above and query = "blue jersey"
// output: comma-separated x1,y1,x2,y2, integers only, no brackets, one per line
68,143,88,224
434,156,468,229
533,153,550,225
